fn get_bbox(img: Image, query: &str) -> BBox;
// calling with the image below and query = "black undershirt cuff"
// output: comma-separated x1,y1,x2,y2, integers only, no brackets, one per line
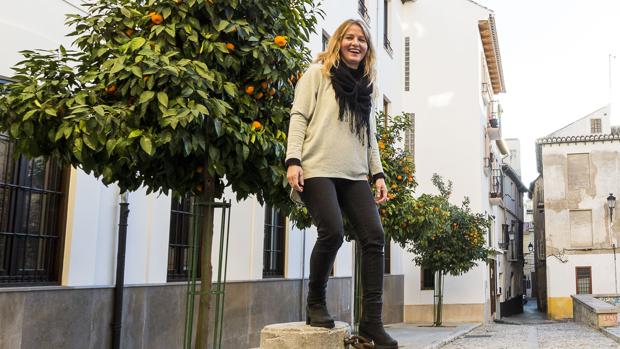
372,172,385,183
285,158,302,168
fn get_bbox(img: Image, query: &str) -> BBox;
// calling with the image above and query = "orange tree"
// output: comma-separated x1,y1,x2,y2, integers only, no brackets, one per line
0,0,321,346
407,174,493,326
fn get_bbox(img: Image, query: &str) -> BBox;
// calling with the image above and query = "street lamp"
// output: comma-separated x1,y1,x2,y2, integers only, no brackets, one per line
528,242,534,253
608,193,616,222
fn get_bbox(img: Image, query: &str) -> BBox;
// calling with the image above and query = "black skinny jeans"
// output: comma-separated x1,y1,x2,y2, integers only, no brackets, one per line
301,177,386,321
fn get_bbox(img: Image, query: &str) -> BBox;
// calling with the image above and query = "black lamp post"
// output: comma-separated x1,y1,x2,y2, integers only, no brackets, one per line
528,242,534,253
608,193,616,222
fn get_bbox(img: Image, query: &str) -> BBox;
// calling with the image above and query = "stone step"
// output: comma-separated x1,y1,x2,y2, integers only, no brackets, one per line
260,321,351,349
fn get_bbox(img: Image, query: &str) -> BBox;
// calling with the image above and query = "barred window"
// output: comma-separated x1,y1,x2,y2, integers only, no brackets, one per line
167,195,200,281
575,266,592,294
263,204,286,278
590,118,602,134
0,134,67,286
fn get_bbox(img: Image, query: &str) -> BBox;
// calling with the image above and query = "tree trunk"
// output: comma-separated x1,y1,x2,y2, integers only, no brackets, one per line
433,270,444,327
195,172,216,349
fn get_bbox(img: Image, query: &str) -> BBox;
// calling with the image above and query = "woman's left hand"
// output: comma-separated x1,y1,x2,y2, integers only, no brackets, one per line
374,178,388,205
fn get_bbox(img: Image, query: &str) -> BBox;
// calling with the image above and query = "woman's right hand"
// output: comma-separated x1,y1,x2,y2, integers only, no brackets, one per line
287,165,304,192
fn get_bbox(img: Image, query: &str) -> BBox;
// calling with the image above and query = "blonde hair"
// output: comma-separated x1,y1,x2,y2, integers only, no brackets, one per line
315,19,376,84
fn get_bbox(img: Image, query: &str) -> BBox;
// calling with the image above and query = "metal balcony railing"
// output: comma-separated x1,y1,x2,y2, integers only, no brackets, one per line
490,168,503,199
384,35,393,56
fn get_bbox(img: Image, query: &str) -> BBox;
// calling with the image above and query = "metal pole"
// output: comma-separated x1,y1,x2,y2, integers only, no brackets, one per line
299,228,306,321
112,192,130,349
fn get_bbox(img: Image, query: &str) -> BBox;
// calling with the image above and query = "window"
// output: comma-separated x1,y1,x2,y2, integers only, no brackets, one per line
263,204,286,278
167,195,200,281
358,0,370,23
384,237,391,274
421,266,434,290
404,113,415,158
383,0,393,55
404,37,411,91
0,134,67,286
590,118,602,134
382,95,390,127
321,29,330,51
575,266,592,294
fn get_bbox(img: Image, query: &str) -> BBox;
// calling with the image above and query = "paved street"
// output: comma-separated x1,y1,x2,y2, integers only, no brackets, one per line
440,322,619,349
439,298,619,349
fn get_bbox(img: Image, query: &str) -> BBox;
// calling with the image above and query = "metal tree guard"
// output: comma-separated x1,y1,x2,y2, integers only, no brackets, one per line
183,199,232,349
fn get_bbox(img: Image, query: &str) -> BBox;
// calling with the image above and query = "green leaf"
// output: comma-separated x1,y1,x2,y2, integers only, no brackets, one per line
223,82,236,97
129,37,147,51
93,105,105,116
106,139,117,155
157,92,168,107
130,65,143,77
139,91,155,104
45,108,57,116
22,110,37,121
128,130,143,138
140,136,154,155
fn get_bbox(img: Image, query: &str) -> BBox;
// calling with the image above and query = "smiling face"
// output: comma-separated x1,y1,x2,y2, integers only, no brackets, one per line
339,24,368,69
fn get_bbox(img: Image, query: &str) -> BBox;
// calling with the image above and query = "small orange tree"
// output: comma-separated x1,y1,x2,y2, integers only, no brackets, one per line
407,174,493,326
0,0,321,347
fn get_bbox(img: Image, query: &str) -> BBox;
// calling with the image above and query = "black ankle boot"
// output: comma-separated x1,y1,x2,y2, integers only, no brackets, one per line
305,304,335,328
359,321,398,349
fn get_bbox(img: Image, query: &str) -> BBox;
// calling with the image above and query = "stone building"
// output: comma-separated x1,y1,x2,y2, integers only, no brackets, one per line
535,105,620,319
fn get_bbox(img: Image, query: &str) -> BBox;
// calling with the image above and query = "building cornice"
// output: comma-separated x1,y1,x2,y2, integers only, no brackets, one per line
478,15,506,94
537,133,620,146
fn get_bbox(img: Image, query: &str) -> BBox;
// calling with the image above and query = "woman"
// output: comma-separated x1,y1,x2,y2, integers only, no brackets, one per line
285,19,397,349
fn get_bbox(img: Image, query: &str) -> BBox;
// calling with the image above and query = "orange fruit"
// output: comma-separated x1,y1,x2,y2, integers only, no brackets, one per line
255,92,264,99
274,35,287,47
149,12,164,25
289,74,296,83
245,85,255,95
390,183,397,189
268,87,276,96
231,26,237,33
378,141,385,150
408,176,413,182
251,121,262,130
105,84,117,94
225,42,235,50
261,81,268,90
298,72,303,80
397,175,402,181
196,165,204,173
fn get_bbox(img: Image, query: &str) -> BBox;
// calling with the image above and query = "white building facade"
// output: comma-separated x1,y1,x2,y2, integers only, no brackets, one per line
0,0,515,347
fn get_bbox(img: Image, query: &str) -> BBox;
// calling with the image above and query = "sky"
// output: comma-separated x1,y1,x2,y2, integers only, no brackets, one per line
477,0,620,185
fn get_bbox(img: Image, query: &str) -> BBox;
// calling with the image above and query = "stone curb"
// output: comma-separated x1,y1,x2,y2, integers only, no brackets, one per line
422,323,482,349
601,327,620,344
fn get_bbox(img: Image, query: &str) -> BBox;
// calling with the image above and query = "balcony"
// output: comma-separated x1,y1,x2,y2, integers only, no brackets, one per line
489,167,503,205
481,82,493,105
487,114,501,140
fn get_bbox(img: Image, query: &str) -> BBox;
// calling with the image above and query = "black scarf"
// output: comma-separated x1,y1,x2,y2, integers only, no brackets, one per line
330,61,373,146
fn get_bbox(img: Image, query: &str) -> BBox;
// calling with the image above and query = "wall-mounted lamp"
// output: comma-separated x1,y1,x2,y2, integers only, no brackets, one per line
608,193,616,223
528,242,534,253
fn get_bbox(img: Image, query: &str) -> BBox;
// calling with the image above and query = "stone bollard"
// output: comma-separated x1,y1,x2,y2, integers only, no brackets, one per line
260,321,351,349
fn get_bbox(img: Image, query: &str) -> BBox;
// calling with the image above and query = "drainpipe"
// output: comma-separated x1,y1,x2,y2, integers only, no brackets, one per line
112,192,130,349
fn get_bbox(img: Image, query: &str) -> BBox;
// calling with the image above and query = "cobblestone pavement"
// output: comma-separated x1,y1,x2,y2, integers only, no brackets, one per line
440,322,619,349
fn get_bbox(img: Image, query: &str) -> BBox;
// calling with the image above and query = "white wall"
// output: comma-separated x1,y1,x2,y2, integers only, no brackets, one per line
400,0,496,307
547,254,619,296
0,0,84,77
548,105,611,137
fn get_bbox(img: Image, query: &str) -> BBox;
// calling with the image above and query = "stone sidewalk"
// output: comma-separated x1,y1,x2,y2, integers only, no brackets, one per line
385,322,481,349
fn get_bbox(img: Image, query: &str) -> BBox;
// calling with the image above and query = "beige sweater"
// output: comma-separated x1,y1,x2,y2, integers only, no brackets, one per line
285,63,384,182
